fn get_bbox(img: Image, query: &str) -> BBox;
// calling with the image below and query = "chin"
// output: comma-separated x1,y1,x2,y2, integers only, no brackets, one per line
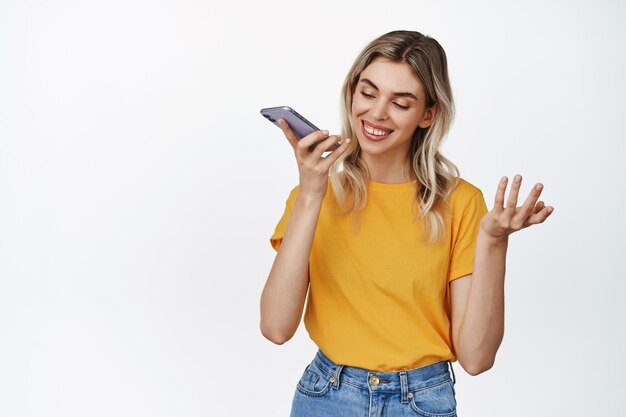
356,136,389,156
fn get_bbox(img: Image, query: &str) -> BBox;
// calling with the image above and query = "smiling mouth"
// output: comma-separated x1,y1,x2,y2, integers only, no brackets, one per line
361,120,393,141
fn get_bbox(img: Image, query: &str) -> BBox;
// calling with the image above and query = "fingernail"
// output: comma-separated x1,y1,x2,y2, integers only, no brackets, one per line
501,176,507,183
535,183,543,191
547,207,554,213
322,130,329,135
515,175,522,182
345,138,351,143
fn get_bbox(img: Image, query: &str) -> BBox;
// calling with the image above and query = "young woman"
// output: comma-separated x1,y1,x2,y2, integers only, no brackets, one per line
260,30,553,417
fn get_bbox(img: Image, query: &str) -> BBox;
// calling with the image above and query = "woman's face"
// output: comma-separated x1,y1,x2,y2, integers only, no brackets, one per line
351,57,437,163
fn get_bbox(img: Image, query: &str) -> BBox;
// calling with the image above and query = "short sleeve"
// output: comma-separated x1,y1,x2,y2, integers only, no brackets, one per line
448,190,489,282
269,186,299,251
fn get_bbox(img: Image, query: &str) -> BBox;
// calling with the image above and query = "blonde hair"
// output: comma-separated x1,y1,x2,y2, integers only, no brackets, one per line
329,30,460,244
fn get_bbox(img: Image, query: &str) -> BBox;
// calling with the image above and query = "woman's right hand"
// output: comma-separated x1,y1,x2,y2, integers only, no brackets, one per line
278,118,351,198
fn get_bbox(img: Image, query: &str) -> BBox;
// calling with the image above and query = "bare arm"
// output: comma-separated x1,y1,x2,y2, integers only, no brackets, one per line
450,175,554,375
450,233,507,376
259,120,351,344
260,192,323,344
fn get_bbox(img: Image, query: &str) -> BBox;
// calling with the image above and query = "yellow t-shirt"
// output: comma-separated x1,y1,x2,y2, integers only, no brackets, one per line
270,178,488,371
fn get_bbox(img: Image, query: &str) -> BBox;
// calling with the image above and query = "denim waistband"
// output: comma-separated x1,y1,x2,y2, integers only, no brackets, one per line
311,349,455,394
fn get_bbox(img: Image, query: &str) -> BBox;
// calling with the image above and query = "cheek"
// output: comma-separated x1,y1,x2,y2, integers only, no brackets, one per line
351,95,369,116
396,112,422,131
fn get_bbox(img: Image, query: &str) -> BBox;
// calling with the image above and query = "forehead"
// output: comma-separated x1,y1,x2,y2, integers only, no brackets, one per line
359,57,424,96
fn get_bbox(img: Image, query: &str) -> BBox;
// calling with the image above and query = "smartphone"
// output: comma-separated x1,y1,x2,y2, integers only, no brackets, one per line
260,106,320,140
260,106,341,151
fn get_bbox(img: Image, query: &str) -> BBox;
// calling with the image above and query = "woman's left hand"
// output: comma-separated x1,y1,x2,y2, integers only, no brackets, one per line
480,175,554,241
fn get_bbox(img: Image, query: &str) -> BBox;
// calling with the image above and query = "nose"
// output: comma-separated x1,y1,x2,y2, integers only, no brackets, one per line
369,99,388,121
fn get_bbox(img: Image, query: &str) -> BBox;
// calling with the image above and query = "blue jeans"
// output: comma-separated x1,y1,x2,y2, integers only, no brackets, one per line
290,350,458,417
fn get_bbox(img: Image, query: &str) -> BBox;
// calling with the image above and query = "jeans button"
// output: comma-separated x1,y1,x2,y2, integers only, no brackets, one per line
369,376,380,386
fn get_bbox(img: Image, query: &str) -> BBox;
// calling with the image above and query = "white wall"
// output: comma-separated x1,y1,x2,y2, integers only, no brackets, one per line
1,0,624,415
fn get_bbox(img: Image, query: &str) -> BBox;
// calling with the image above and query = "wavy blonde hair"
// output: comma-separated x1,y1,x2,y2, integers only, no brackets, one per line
329,30,460,244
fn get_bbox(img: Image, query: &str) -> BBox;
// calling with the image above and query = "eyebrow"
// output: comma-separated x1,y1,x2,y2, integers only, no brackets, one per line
359,78,419,101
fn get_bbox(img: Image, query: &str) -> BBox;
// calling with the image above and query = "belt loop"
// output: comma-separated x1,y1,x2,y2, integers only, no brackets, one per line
448,361,456,385
399,371,409,404
331,365,344,390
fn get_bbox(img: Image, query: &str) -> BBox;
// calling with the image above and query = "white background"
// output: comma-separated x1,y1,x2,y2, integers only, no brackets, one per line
1,0,624,416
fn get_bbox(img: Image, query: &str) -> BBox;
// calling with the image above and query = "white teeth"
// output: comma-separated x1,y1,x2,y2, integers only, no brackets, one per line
364,125,389,136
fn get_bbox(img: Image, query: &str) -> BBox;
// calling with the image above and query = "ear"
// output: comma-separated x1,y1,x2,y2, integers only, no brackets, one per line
418,103,439,128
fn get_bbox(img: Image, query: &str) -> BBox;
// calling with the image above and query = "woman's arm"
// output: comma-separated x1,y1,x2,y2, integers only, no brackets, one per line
450,175,554,375
259,120,351,344
260,192,323,344
449,234,507,375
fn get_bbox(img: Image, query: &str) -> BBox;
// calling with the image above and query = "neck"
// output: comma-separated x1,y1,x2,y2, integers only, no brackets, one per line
361,152,414,184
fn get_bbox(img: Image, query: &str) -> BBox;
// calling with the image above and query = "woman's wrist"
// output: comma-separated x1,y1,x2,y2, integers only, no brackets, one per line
295,189,325,209
477,227,509,248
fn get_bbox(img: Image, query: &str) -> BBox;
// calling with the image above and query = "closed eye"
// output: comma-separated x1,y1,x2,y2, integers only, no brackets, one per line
360,91,375,99
394,102,409,110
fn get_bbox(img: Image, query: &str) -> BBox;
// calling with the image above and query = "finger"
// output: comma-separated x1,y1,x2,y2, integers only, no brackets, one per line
518,183,544,218
506,174,522,209
313,135,342,159
525,205,554,226
277,119,302,149
320,138,352,169
297,129,332,154
533,201,545,214
493,176,508,213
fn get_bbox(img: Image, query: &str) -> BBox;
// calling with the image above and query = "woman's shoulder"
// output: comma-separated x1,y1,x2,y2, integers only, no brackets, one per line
452,177,482,195
448,177,485,209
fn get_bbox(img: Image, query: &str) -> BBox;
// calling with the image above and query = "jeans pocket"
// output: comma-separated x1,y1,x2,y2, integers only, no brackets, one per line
296,364,332,397
409,379,457,417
